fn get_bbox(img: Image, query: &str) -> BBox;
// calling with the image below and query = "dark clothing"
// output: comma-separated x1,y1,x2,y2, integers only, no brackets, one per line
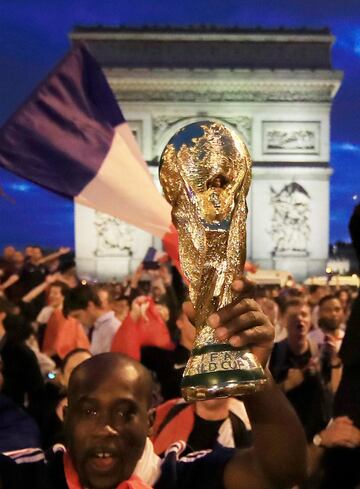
19,262,48,294
269,339,331,441
0,260,15,284
324,293,360,489
38,383,66,450
159,285,181,341
0,443,234,489
142,344,190,401
319,446,360,489
17,262,48,316
18,300,39,323
0,394,41,452
335,293,360,427
187,413,251,454
0,335,44,420
187,416,224,452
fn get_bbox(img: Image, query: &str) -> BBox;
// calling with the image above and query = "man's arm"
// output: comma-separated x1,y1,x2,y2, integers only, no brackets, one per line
0,273,19,291
204,280,307,489
21,273,61,303
38,246,70,265
224,371,306,489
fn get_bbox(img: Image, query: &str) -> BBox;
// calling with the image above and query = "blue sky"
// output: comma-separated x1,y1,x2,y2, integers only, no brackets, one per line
0,0,359,249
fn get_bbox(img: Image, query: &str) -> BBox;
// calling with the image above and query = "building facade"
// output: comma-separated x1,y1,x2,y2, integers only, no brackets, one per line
71,26,342,281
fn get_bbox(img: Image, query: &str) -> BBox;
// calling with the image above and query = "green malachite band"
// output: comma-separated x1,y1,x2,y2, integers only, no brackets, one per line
181,367,265,388
192,343,246,356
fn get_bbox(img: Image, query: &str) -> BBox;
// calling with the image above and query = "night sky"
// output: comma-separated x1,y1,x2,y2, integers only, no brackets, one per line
0,0,359,250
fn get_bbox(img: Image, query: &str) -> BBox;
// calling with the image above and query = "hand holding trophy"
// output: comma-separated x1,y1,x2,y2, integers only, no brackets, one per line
159,121,267,401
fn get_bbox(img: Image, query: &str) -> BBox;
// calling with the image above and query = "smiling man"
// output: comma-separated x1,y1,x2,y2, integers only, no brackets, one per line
63,354,154,489
0,280,307,489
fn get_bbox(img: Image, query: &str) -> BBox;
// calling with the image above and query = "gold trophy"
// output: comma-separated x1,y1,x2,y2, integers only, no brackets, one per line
159,121,267,401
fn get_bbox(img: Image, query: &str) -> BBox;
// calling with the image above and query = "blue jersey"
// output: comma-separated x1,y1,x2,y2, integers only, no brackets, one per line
0,442,235,489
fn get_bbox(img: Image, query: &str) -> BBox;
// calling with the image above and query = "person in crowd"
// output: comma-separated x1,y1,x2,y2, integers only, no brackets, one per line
152,265,181,340
12,250,25,274
0,246,16,286
0,280,307,489
96,286,115,313
0,247,21,282
125,263,181,340
64,284,120,355
269,298,331,442
269,297,360,488
152,397,251,456
41,281,90,363
124,263,151,301
310,295,345,348
0,304,44,422
0,246,16,265
0,356,42,453
6,246,48,297
112,295,130,323
14,274,81,368
141,308,194,401
150,278,166,303
334,287,353,322
111,295,173,362
255,295,283,342
305,415,360,489
1,274,75,376
325,203,360,489
307,285,329,331
307,285,328,310
0,298,8,345
57,267,79,289
0,246,70,305
309,294,345,393
273,298,288,340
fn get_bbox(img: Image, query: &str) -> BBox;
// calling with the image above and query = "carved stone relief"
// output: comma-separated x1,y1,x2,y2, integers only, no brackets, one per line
94,211,134,257
263,121,320,155
270,182,311,256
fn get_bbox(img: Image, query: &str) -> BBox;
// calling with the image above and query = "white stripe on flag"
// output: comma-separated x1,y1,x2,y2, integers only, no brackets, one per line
75,125,172,238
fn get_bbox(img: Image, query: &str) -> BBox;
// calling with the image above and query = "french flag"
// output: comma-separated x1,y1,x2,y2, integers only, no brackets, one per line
0,43,178,262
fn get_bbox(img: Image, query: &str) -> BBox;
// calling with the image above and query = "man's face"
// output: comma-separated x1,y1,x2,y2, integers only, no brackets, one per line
25,246,33,258
13,251,24,267
285,304,311,343
113,300,129,321
48,285,64,308
318,298,344,332
3,246,15,260
65,364,151,489
98,290,111,312
31,247,43,263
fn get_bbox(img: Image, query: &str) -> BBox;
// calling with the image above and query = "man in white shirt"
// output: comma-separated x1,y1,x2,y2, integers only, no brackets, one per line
64,285,120,355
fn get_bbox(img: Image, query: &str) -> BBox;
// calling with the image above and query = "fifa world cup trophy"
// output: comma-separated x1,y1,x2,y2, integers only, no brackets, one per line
159,121,267,401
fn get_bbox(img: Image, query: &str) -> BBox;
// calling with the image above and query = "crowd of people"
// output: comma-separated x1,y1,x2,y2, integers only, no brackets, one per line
0,205,358,489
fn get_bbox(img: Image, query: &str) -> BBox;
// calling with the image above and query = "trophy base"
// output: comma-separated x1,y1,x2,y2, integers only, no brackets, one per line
181,345,267,401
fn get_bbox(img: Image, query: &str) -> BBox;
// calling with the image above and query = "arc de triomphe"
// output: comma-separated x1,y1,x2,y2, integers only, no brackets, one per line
71,26,342,281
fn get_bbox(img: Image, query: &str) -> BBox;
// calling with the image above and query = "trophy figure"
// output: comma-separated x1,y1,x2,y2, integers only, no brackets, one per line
159,121,267,401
